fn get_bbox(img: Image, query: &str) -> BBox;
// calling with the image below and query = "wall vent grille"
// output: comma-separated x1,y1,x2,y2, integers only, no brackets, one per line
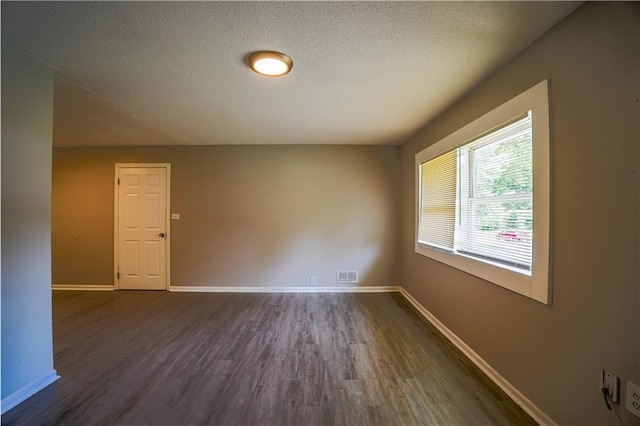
337,271,358,284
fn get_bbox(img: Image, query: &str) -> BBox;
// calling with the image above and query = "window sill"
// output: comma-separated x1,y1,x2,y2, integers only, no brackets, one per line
415,241,548,304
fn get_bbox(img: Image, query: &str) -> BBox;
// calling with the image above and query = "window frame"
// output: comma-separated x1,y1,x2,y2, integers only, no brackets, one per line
414,80,551,304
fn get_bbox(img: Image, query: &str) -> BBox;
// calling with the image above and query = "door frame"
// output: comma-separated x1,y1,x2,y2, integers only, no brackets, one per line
114,163,171,290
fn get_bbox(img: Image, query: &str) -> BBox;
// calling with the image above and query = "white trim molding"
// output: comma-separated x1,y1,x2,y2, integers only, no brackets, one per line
414,80,551,305
52,284,114,291
169,285,401,293
1,370,59,414
399,288,556,426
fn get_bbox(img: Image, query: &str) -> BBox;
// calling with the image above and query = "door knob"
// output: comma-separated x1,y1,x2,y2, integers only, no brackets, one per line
159,233,166,238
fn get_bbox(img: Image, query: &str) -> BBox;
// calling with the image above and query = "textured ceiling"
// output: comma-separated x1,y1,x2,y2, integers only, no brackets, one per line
1,1,580,147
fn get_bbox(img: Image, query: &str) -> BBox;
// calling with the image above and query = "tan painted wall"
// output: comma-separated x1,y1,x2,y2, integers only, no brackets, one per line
400,3,639,424
53,145,400,288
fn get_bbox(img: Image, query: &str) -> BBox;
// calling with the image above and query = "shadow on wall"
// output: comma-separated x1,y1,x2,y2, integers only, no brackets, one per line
52,145,400,288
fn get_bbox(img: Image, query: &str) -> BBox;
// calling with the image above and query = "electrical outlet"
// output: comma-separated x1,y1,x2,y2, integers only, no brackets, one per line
602,370,619,403
625,381,640,419
310,276,317,286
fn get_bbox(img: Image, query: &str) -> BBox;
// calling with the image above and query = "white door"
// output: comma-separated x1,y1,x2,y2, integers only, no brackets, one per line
116,166,168,290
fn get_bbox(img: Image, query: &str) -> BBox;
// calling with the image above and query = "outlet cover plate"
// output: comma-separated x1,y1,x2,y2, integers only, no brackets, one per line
626,381,640,418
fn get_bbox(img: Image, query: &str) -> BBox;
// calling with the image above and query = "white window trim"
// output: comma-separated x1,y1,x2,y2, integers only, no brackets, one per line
415,80,551,304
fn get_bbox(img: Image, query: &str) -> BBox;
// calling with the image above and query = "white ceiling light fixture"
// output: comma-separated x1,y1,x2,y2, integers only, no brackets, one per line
248,50,293,77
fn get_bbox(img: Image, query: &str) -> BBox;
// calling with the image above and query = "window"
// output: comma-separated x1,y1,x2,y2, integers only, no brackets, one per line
415,81,551,304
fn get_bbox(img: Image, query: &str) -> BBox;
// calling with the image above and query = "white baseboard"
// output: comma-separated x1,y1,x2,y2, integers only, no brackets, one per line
169,285,401,293
398,288,555,426
52,284,114,291
1,370,59,414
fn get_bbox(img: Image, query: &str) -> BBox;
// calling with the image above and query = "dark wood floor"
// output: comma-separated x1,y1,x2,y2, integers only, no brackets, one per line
2,291,535,426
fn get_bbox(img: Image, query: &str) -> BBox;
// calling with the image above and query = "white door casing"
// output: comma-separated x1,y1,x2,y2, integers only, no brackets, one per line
115,164,170,290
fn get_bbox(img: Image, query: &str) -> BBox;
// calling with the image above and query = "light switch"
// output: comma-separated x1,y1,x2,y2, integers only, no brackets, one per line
171,213,180,220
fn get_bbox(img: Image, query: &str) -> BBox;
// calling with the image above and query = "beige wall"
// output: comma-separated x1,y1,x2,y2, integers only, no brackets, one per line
1,46,56,404
401,3,639,424
53,145,400,288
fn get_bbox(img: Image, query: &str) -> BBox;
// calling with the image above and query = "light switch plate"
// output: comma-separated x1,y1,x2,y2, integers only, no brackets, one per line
602,370,619,403
171,213,180,220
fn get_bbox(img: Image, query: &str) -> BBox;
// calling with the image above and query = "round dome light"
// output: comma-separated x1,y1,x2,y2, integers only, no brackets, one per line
248,51,293,77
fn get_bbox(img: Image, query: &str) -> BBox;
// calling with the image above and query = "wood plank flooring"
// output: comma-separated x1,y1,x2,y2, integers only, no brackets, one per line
2,291,536,425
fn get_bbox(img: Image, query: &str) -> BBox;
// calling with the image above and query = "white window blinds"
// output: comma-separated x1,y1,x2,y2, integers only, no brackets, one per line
418,113,533,272
418,150,457,252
